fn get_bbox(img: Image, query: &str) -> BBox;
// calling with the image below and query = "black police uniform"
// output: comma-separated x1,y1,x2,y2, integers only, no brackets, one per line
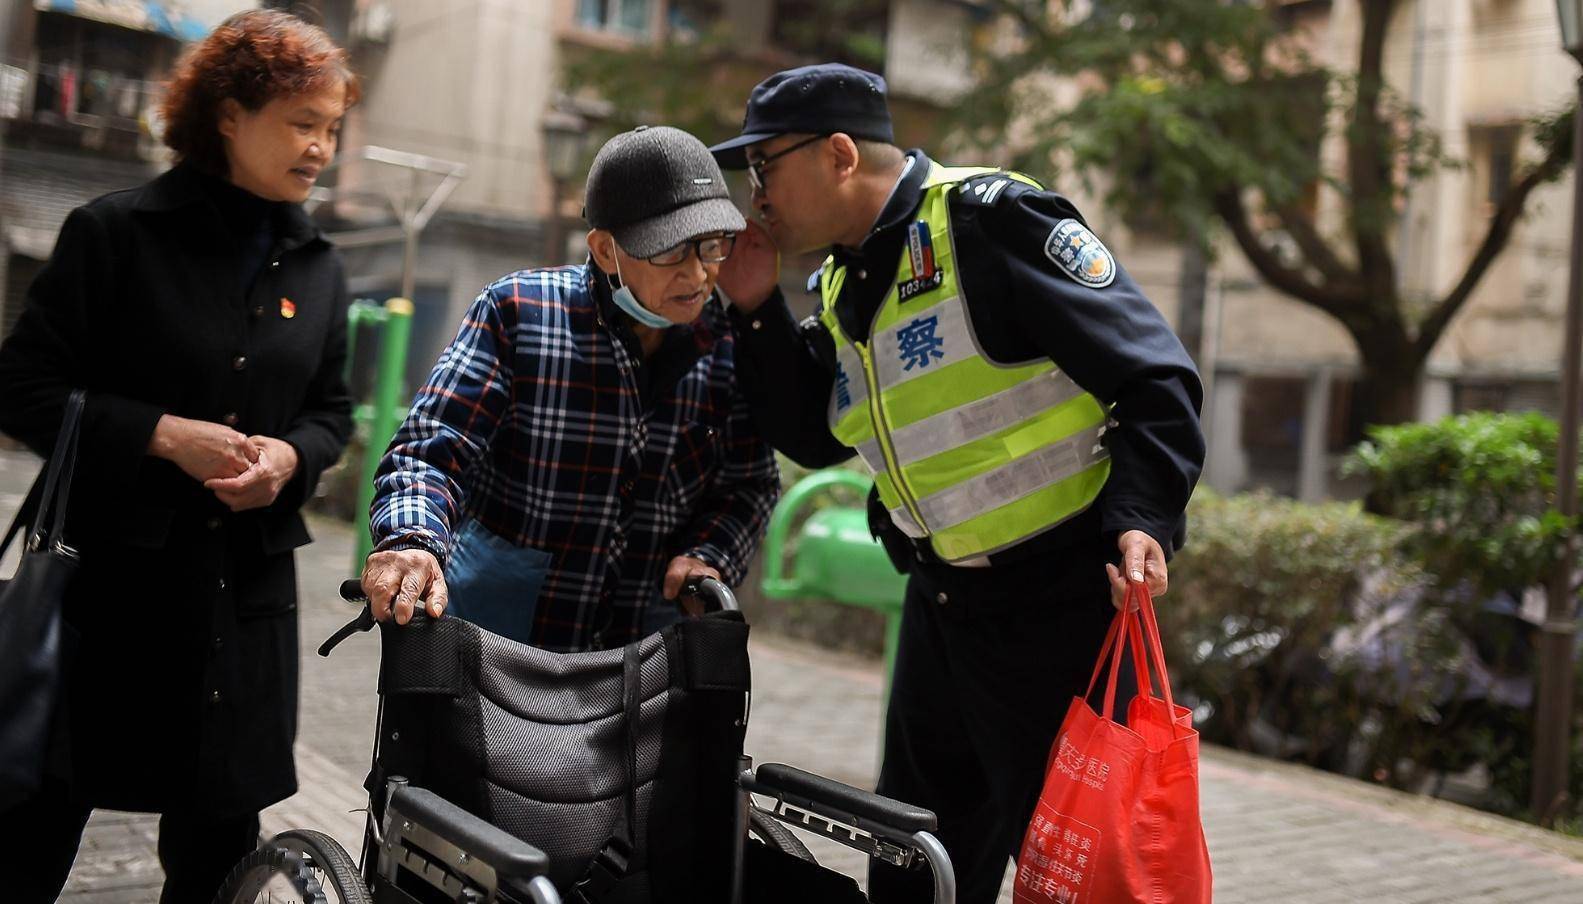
726,150,1204,904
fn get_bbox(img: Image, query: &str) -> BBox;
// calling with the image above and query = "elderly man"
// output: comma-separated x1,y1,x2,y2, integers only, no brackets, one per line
363,125,778,652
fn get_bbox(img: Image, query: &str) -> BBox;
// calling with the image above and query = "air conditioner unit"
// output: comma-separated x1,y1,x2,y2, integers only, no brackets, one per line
352,2,395,46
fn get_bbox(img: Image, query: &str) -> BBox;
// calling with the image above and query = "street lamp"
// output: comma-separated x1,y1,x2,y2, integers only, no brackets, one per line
542,109,589,265
1535,0,1583,824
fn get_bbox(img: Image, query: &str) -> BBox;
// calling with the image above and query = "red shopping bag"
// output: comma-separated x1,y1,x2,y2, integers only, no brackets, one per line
1013,583,1212,904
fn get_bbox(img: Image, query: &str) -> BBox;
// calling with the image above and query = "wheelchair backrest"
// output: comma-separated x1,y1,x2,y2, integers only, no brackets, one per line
367,611,751,900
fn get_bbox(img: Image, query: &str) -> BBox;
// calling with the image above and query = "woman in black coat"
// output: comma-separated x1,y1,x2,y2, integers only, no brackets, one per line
0,11,355,903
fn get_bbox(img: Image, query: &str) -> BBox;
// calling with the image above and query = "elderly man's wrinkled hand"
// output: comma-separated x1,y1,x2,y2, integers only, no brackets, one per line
663,555,721,617
362,547,448,625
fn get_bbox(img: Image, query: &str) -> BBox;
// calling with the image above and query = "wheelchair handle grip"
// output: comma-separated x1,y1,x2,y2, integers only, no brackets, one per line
340,578,367,602
682,576,738,613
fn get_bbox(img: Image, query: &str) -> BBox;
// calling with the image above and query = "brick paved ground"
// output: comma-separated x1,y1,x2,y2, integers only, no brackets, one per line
2,449,1577,903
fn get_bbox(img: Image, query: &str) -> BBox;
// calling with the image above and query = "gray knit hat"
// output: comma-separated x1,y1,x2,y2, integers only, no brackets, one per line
583,125,746,258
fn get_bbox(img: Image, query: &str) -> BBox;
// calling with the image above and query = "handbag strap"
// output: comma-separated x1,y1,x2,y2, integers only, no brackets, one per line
0,472,44,561
0,391,85,559
37,390,86,549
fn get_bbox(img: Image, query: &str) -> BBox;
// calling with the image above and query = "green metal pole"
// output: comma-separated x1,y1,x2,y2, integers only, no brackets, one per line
352,297,414,574
760,468,875,596
758,468,908,698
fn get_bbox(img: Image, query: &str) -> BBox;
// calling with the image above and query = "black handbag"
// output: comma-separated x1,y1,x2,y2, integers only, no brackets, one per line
0,390,84,809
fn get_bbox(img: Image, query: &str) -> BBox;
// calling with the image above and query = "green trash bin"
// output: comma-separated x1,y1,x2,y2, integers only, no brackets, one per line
760,469,908,696
346,297,415,575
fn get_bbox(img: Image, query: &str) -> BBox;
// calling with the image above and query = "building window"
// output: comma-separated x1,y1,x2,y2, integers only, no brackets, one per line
577,0,652,37
28,13,163,132
1454,379,1560,419
667,0,721,39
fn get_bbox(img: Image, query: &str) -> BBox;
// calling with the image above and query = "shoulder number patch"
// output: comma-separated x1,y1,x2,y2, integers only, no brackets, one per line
1044,219,1116,289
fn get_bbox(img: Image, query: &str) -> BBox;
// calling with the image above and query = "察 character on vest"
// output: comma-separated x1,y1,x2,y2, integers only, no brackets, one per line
710,63,1205,904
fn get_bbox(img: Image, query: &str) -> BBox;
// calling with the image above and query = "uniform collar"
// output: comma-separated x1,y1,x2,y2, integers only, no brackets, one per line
868,153,919,236
834,149,931,262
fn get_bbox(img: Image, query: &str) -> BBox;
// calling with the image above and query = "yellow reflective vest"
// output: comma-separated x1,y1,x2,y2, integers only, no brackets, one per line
820,164,1112,563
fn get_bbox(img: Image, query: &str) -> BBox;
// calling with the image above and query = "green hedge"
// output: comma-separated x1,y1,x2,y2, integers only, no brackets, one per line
1163,491,1434,770
1162,411,1583,825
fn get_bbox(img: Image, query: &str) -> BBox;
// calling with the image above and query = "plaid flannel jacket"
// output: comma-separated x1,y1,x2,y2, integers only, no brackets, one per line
370,264,779,651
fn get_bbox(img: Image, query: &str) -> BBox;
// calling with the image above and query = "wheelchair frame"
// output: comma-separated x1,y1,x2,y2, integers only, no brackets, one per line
226,579,956,904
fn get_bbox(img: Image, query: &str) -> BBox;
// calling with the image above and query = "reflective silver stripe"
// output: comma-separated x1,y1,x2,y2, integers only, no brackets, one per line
886,502,929,539
885,369,1085,465
879,513,992,565
830,295,975,425
872,296,974,388
856,439,884,470
828,342,871,428
914,424,1110,531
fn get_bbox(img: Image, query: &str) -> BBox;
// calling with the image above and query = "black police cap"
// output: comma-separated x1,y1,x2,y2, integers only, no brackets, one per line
709,63,894,170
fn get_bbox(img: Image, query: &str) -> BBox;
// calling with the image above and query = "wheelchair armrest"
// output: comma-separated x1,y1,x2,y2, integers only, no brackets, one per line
746,763,938,836
387,785,550,879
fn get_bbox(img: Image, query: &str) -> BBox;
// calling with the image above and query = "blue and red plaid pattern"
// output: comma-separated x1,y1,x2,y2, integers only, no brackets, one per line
370,265,779,652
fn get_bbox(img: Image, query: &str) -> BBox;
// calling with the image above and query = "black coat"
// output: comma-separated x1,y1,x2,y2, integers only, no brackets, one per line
0,163,352,816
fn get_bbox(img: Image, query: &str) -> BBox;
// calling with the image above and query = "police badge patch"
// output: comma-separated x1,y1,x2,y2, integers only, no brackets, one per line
1044,218,1116,289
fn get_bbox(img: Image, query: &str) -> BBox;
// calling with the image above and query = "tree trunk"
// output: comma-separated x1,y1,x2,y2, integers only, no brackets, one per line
1354,358,1422,429
1177,235,1210,367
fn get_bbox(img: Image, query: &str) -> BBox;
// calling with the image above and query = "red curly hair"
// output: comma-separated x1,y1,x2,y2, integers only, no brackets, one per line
160,9,360,174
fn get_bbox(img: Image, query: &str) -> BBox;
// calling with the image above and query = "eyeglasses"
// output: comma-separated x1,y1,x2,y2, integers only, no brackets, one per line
747,134,827,194
642,233,737,266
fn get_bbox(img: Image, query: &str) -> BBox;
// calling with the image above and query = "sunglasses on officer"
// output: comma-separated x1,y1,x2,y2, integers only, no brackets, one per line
747,134,828,194
630,233,737,267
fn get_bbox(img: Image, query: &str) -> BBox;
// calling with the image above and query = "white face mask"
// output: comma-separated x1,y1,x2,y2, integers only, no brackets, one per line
606,254,674,329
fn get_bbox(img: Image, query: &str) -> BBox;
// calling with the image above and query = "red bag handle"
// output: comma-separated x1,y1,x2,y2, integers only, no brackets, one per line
1083,596,1151,713
1083,613,1120,702
1084,582,1183,737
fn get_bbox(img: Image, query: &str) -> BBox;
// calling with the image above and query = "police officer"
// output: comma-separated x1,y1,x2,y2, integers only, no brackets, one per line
710,64,1205,903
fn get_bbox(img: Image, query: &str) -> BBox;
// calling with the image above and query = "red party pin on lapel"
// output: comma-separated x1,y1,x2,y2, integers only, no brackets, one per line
280,298,296,319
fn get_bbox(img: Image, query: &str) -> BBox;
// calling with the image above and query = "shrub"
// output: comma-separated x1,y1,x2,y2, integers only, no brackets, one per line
1163,490,1430,769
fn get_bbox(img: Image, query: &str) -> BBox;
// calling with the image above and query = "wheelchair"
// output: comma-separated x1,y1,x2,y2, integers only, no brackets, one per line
214,577,955,904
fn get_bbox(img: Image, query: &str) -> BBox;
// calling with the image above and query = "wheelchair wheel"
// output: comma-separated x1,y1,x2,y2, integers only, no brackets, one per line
213,828,371,904
749,805,814,862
